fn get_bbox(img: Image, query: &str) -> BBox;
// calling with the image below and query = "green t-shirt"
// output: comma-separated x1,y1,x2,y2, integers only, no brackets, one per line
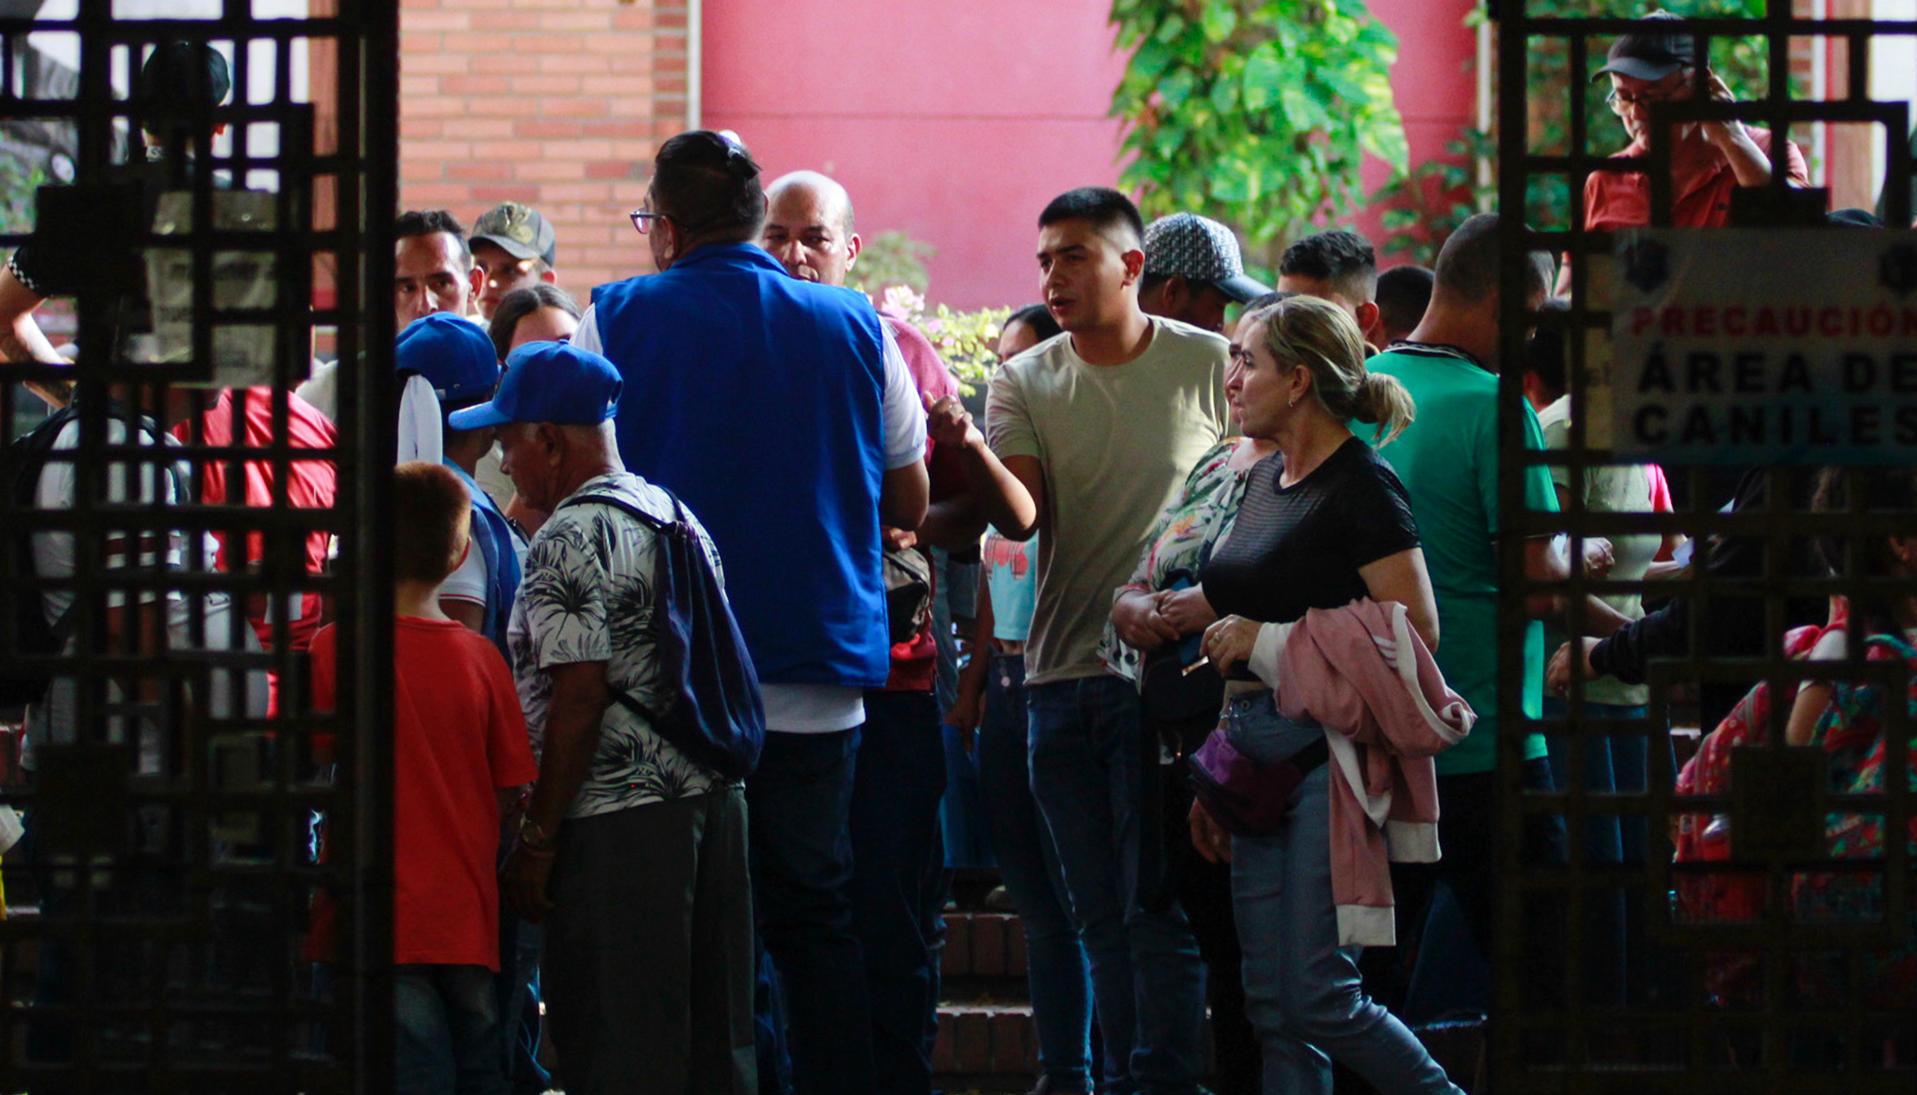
1365,345,1556,776
985,317,1231,685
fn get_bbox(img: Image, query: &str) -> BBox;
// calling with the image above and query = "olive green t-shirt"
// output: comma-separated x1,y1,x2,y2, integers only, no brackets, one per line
1366,345,1555,776
985,317,1230,685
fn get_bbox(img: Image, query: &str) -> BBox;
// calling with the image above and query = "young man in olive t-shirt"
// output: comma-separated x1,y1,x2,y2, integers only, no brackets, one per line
965,187,1228,1095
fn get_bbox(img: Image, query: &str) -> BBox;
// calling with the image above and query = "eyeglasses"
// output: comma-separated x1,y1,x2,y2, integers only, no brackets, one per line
1606,75,1691,110
629,209,669,235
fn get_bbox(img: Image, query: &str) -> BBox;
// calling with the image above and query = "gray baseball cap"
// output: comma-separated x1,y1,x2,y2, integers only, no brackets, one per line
1143,213,1269,303
471,201,557,266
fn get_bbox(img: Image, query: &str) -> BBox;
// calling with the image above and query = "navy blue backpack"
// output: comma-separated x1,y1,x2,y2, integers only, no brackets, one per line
560,489,765,782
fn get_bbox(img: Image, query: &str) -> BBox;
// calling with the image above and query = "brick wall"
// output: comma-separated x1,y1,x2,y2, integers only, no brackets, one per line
398,0,689,298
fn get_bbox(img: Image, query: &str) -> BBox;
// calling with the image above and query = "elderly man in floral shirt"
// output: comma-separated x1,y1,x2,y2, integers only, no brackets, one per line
461,341,755,1095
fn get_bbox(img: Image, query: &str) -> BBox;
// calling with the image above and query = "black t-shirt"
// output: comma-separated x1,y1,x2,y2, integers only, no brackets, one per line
1200,435,1420,625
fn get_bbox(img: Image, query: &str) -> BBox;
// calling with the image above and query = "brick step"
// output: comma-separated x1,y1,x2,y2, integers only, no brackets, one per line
940,910,1029,982
932,1001,1039,1082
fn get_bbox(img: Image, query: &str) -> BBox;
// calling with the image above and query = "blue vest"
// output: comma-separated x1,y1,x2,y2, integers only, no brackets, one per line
591,243,891,689
448,461,523,657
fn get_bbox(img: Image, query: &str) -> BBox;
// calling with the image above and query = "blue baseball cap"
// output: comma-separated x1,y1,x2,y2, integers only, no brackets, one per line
448,341,623,430
396,313,501,408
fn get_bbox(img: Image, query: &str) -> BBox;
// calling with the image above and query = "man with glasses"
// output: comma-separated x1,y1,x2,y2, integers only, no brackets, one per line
575,130,929,1095
471,202,560,322
1581,10,1806,237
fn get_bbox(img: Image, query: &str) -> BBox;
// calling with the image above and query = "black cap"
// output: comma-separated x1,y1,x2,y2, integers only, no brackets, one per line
1592,12,1695,84
1827,208,1884,229
133,42,232,128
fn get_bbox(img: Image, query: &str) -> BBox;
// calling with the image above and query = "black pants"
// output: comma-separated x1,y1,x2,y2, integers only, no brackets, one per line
544,787,757,1095
1387,759,1569,1019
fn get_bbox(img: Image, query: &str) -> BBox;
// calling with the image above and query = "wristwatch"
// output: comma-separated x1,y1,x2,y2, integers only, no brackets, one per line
518,813,557,852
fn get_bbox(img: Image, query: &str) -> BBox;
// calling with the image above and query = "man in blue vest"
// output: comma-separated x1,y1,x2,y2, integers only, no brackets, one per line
574,130,929,1095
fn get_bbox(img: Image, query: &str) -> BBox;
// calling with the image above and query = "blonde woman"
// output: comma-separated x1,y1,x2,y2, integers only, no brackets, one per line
1192,296,1460,1095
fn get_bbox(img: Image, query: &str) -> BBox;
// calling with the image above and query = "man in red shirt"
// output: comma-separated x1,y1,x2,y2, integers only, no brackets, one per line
172,387,338,658
311,462,535,1094
1575,11,1809,268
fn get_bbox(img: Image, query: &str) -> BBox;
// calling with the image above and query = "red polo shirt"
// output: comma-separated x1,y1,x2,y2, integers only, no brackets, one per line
880,314,961,694
1582,127,1808,231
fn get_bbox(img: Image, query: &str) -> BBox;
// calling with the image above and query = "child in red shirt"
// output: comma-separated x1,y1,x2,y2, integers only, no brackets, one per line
310,461,535,1094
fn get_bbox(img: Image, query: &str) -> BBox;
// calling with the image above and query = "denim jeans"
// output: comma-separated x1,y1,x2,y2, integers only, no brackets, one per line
746,727,874,1095
1027,674,1206,1095
941,720,995,868
978,654,1092,1091
850,690,949,1095
1223,694,1462,1095
1542,698,1669,1006
395,964,509,1095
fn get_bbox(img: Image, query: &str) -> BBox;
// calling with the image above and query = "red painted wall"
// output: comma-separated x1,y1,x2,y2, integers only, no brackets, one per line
703,1,1480,310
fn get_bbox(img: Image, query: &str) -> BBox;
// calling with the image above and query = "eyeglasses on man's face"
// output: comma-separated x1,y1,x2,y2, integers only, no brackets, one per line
1606,72,1693,111
629,209,669,236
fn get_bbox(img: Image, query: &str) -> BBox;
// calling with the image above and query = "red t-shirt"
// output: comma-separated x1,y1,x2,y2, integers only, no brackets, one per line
881,315,962,693
1581,128,1808,232
310,617,536,969
172,387,339,655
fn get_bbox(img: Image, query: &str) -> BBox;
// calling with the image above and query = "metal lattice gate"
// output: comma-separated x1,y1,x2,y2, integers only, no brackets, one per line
0,0,395,1089
1496,3,1916,1091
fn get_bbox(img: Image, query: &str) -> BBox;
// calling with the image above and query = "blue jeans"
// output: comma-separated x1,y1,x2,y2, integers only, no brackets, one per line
1542,698,1667,1006
395,964,509,1095
978,654,1092,1091
1028,674,1205,1095
850,691,950,1095
1223,695,1461,1095
747,727,874,1095
941,720,996,867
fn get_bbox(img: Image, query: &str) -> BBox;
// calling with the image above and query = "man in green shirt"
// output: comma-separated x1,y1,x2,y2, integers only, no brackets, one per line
1363,213,1570,1013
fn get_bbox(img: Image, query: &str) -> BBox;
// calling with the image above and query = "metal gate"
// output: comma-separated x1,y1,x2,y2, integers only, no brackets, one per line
1495,3,1916,1090
0,0,396,1088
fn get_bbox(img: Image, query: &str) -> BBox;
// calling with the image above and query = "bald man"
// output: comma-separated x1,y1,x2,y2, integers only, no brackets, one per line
761,170,988,1095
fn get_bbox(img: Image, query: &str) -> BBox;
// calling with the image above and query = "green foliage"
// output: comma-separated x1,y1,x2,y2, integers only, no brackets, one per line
1366,0,1774,262
849,230,934,297
876,285,1008,397
0,155,47,237
1109,0,1409,249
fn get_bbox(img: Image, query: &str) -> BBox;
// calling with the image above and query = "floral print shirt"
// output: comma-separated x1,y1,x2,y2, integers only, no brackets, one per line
1098,438,1253,683
509,472,722,819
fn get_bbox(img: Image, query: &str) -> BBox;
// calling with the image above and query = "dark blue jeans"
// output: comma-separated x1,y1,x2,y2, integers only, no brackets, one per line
746,726,874,1095
395,964,509,1095
979,654,1093,1091
850,690,950,1095
1028,674,1206,1095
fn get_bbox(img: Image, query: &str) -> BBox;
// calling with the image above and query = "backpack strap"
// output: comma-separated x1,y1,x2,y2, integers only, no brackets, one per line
555,489,679,729
559,490,673,532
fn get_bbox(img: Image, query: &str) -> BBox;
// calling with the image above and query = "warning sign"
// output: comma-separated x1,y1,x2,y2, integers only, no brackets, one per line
1610,228,1917,465
144,189,282,388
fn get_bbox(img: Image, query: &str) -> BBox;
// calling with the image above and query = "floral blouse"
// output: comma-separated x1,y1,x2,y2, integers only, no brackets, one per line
1098,438,1254,683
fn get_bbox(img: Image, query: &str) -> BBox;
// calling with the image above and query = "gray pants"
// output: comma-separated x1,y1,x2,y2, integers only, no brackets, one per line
545,785,757,1095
